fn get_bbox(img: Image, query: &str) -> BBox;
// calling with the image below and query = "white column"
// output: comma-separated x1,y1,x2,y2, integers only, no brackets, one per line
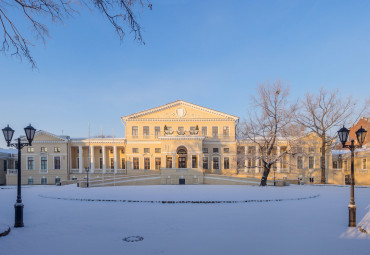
114,146,117,173
198,153,201,169
245,146,249,173
277,146,281,173
256,148,260,174
90,145,95,173
102,146,106,173
78,145,83,173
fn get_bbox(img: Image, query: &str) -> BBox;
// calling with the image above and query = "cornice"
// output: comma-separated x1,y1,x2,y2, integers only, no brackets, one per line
71,138,126,144
125,118,236,122
31,141,68,144
158,136,205,141
121,100,239,121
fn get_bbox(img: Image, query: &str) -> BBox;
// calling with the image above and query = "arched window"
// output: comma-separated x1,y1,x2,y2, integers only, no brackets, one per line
41,176,47,185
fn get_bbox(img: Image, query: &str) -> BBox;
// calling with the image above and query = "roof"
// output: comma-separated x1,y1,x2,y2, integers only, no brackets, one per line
0,148,17,154
121,100,239,121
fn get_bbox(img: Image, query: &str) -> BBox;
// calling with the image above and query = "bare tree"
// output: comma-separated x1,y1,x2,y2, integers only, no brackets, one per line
238,80,301,186
296,88,363,184
0,0,151,68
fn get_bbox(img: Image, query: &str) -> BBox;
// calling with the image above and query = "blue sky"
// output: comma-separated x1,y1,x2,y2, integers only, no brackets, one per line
1,0,370,147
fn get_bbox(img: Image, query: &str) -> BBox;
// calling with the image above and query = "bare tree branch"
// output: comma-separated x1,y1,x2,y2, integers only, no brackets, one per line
296,87,365,184
238,79,302,186
0,0,151,68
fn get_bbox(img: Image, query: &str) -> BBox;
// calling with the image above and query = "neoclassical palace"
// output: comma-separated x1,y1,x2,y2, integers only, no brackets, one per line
3,101,369,186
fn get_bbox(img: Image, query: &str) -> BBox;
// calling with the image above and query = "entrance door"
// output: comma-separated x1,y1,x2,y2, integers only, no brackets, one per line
179,178,185,184
179,157,187,168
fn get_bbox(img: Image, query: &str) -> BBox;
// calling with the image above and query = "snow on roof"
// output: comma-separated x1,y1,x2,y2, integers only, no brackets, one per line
0,148,18,154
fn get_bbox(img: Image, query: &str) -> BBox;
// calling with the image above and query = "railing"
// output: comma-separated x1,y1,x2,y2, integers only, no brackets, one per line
70,169,127,174
7,169,17,175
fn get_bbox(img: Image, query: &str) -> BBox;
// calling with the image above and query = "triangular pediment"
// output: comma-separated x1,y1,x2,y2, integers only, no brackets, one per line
21,130,68,142
121,100,239,121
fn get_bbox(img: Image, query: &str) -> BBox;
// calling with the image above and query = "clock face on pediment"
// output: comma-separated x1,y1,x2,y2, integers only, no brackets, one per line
121,101,239,121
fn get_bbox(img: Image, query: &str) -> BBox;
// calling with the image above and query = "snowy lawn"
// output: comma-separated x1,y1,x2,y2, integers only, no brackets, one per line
0,184,369,255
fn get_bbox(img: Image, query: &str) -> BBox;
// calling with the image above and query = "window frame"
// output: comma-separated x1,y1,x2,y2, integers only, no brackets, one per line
224,157,230,169
40,156,48,173
212,156,220,170
133,157,140,170
202,127,207,136
144,157,150,170
132,126,138,138
27,156,34,170
54,156,61,170
212,126,218,137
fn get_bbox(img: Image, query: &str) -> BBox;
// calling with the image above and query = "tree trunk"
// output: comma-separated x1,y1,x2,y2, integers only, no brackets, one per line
321,135,326,184
260,165,271,186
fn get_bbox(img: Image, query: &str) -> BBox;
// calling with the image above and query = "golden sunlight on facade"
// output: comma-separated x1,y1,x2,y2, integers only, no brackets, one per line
3,101,370,186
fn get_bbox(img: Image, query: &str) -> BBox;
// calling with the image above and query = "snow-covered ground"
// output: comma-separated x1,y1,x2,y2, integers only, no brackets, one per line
0,184,369,255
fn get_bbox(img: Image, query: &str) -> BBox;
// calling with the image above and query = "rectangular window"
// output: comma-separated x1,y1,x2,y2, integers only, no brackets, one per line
203,157,208,169
143,126,149,136
248,146,255,154
144,148,150,153
224,157,230,169
166,156,172,168
297,156,303,169
203,148,208,154
309,156,314,169
54,147,61,153
223,126,229,136
121,148,125,154
41,147,47,152
224,148,229,153
344,160,347,170
133,157,139,170
333,161,338,169
213,157,219,169
155,148,161,153
28,177,34,185
213,148,219,153
155,126,160,137
27,147,34,153
132,126,138,137
54,156,61,170
132,148,139,153
363,159,367,169
202,127,207,136
41,156,48,172
192,155,197,168
99,158,103,169
121,158,126,169
144,157,150,170
155,158,161,170
212,126,218,137
27,157,34,170
110,158,114,169
309,147,315,153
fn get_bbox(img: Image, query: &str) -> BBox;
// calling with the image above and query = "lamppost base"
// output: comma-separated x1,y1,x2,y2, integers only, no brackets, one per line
348,204,357,227
14,202,24,228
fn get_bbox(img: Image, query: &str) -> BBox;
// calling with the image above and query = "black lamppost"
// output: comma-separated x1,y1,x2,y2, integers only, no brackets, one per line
85,167,90,188
2,124,36,228
337,125,367,227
